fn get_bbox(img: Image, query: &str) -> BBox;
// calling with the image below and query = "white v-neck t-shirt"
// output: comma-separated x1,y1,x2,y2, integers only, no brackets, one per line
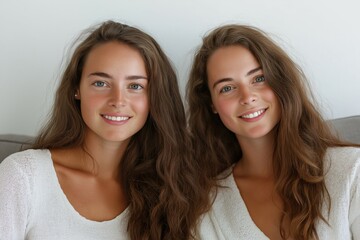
0,149,130,240
196,147,360,240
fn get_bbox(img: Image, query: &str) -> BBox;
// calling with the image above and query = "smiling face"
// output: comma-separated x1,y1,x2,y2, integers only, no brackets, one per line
207,45,281,142
76,41,149,145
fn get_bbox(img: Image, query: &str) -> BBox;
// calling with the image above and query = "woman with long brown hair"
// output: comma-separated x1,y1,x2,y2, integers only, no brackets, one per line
0,20,202,239
187,24,360,239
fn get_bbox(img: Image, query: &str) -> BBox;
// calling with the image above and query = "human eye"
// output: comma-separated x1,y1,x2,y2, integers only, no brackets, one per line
254,75,265,83
220,85,234,93
93,81,108,87
128,83,143,90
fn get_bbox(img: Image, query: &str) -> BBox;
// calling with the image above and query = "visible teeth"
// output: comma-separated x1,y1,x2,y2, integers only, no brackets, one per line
241,109,265,119
103,115,129,121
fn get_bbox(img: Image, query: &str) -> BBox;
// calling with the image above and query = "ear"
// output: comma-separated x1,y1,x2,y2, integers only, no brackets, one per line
74,90,80,100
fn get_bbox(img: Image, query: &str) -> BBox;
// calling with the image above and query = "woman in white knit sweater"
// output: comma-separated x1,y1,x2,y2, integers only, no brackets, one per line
0,21,201,240
186,24,360,239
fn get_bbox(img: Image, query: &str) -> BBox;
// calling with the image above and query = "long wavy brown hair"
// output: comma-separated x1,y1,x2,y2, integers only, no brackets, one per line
186,24,358,239
32,20,204,239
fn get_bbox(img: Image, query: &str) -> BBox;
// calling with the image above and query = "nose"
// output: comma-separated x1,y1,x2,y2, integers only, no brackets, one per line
108,87,126,108
239,86,256,105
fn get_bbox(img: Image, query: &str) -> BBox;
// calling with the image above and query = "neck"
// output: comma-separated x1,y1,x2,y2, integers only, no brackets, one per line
234,130,276,179
79,132,130,180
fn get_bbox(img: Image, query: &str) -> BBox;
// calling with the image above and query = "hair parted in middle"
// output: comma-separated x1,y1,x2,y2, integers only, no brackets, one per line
186,24,353,239
32,20,205,240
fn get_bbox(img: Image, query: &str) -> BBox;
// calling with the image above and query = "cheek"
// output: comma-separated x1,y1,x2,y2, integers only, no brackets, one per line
79,93,104,119
262,88,281,116
80,100,94,123
80,93,101,108
213,97,233,117
133,96,149,116
261,86,277,101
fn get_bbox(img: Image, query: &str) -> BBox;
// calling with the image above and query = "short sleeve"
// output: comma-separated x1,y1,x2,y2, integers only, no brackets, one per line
0,153,32,239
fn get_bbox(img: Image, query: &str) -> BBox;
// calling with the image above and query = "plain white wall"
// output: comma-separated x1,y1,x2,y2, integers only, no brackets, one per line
1,0,359,136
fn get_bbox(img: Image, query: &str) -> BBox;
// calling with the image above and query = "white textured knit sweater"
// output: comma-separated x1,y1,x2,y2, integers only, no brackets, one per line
0,149,130,240
196,147,360,239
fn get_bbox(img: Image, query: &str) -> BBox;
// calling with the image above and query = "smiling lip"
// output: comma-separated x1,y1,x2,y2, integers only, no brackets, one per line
101,114,130,123
239,108,267,121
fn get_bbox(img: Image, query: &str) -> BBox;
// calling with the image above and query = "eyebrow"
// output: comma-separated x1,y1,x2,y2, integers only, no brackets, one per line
212,66,262,89
88,72,148,80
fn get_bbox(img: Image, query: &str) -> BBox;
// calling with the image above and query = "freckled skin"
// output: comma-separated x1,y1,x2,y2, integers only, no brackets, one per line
207,45,281,141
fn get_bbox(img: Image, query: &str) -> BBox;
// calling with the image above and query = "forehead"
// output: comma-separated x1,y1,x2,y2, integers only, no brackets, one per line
82,41,147,75
206,45,260,78
86,41,143,63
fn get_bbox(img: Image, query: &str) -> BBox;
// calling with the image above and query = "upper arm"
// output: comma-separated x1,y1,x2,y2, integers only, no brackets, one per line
350,150,360,239
352,215,360,240
0,155,31,239
350,178,360,239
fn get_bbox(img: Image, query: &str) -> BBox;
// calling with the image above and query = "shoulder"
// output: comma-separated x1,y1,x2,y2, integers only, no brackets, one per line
1,148,51,165
324,147,360,204
326,146,360,161
323,147,360,234
0,149,51,177
325,147,360,176
324,147,360,183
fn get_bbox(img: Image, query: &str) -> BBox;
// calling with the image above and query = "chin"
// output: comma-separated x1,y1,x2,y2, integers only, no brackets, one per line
239,128,274,140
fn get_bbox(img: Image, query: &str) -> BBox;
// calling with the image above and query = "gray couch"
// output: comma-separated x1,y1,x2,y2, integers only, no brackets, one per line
1,115,360,163
0,134,34,162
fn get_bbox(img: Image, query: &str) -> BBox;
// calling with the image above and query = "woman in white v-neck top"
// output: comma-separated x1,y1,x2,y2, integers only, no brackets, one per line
0,20,200,240
186,24,360,239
